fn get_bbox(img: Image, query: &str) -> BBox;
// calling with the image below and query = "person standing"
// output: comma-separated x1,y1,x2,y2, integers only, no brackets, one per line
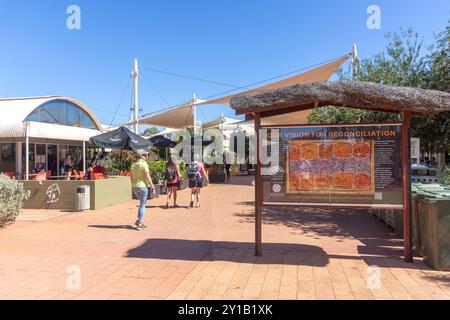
165,155,181,208
63,155,73,180
188,154,209,208
33,162,46,173
130,149,155,230
223,150,232,180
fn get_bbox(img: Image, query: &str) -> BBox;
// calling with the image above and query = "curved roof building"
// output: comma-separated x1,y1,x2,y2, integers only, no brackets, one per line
0,96,102,140
0,96,104,178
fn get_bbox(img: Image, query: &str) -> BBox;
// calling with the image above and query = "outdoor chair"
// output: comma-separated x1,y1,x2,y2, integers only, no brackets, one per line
120,171,131,176
92,172,105,180
35,172,47,181
2,172,15,179
72,170,81,180
46,170,52,179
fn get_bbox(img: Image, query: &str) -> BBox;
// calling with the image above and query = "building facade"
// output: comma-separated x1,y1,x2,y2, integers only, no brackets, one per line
0,96,103,178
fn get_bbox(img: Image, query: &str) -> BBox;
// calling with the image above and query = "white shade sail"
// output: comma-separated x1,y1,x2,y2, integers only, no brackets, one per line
202,116,242,130
139,103,194,128
136,55,350,129
196,55,350,106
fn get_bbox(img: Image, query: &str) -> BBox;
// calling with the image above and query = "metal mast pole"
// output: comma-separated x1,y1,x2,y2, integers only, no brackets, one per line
352,43,359,80
132,59,139,134
192,93,200,160
192,93,197,135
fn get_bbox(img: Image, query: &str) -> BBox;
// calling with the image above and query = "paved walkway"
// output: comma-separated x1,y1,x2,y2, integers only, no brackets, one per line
0,176,449,300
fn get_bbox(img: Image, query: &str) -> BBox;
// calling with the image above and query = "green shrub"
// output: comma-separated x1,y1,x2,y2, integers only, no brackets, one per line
97,158,120,175
178,160,187,179
147,160,166,184
106,150,137,172
0,175,27,228
146,160,188,183
443,166,450,186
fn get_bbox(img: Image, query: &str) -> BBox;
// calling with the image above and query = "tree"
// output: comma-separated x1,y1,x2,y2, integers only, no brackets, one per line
141,127,160,137
308,25,450,153
413,22,450,153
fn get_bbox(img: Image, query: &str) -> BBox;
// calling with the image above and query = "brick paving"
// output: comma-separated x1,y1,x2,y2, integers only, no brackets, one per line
0,176,449,300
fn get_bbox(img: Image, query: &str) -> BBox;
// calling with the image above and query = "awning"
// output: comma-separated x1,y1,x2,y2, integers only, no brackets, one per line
230,81,450,115
0,121,102,141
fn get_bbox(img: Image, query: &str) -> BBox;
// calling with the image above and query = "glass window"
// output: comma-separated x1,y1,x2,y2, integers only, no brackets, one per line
0,143,16,172
26,100,97,129
21,143,35,174
59,145,68,175
68,145,82,171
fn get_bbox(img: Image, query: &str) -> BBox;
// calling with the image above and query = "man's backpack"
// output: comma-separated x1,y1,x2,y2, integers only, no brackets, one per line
187,163,199,180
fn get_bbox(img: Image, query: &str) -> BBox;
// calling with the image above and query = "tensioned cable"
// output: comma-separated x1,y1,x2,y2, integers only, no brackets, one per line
139,72,192,127
201,54,351,100
108,78,131,129
138,54,349,119
142,67,244,89
90,107,129,118
140,71,194,125
140,71,172,108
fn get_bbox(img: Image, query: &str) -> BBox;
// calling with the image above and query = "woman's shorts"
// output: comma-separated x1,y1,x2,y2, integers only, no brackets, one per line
167,181,180,188
189,178,203,189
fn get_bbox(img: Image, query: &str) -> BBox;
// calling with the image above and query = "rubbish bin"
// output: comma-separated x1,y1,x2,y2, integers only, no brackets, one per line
76,185,91,211
411,194,422,256
417,193,450,271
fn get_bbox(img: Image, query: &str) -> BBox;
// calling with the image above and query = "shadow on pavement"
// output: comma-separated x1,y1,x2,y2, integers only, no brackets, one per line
126,239,329,266
88,225,136,230
236,206,404,254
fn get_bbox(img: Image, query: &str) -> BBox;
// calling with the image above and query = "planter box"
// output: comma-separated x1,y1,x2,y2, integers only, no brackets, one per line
23,176,131,210
152,183,162,198
160,183,167,195
209,173,226,184
131,183,162,200
178,179,189,190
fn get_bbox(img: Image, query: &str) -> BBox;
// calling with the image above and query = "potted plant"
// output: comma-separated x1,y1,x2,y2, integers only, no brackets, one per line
147,160,166,198
208,163,226,183
178,160,189,190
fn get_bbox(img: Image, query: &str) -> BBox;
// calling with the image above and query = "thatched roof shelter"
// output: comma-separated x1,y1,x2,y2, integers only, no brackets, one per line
230,81,450,116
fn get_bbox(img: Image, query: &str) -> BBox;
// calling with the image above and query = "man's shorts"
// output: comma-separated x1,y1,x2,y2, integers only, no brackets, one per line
189,178,203,189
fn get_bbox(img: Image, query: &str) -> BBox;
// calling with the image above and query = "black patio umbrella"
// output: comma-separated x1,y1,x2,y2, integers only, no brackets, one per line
89,126,153,151
149,135,177,148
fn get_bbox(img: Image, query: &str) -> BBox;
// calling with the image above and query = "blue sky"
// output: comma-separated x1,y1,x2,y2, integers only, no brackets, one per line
0,0,449,129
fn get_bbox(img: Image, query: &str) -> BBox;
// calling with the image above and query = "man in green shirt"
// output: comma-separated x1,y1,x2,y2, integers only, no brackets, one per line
130,149,155,230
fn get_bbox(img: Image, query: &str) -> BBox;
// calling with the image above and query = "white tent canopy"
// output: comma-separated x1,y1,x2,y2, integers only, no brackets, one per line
202,115,242,130
135,55,350,129
196,55,350,106
139,102,193,128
